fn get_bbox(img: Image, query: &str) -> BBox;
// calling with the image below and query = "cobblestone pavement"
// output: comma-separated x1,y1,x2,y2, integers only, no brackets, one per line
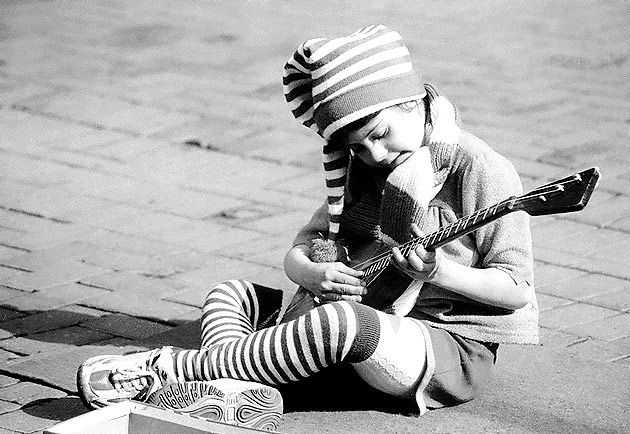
0,0,629,433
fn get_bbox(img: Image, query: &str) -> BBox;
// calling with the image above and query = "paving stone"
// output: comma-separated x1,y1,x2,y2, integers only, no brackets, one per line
240,209,315,238
80,248,190,278
587,237,630,266
6,396,88,432
564,337,630,364
2,341,146,394
21,90,199,136
536,293,573,312
80,135,163,162
562,192,630,227
212,202,290,224
79,313,172,340
535,247,630,280
219,235,293,268
533,262,586,290
0,267,25,284
542,273,628,302
0,375,20,389
569,255,630,280
0,109,90,152
0,348,19,365
151,189,248,219
150,116,267,152
12,189,117,224
0,306,26,323
563,313,630,342
141,318,201,350
78,270,186,297
0,399,71,433
582,287,630,312
531,219,597,251
36,282,112,305
0,399,22,417
79,293,199,324
0,291,73,313
538,327,585,350
0,240,108,272
84,229,188,257
549,226,628,256
163,254,293,306
0,382,66,406
0,308,91,338
539,302,620,330
0,260,106,292
609,214,630,231
0,222,99,253
0,326,114,357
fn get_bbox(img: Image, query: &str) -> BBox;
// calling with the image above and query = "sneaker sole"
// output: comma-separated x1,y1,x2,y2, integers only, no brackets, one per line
147,381,283,432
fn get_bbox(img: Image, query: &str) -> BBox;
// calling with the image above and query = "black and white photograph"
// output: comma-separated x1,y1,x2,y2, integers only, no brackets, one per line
0,1,628,433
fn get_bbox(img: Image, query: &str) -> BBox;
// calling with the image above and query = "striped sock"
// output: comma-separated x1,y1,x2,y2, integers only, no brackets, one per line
200,280,260,348
170,281,380,385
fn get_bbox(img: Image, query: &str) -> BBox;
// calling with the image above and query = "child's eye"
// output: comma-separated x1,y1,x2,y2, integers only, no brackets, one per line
373,128,388,141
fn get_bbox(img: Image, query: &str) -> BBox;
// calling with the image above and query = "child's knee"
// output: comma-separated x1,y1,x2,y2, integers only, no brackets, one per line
352,316,427,398
205,279,253,306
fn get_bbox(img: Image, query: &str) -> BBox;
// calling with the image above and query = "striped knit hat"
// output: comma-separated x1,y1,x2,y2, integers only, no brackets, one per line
283,25,426,241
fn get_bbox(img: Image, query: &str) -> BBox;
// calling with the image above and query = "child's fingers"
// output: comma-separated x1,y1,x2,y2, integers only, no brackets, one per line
340,294,363,302
339,263,364,278
392,246,409,268
332,267,365,287
410,223,424,238
407,249,433,273
413,244,437,263
331,283,366,296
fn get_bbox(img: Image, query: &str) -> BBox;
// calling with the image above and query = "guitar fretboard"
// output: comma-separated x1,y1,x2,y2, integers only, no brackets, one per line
357,196,517,278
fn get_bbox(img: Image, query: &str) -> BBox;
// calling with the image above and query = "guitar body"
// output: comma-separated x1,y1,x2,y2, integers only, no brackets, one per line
281,240,413,322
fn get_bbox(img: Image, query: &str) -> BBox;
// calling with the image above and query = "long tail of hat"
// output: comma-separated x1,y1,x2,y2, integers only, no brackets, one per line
323,142,350,240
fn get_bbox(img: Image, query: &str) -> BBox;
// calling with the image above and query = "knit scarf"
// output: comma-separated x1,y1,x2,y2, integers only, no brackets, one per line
380,94,461,245
379,94,461,315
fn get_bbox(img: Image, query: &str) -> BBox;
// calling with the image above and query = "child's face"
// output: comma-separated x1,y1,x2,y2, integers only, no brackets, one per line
345,105,425,169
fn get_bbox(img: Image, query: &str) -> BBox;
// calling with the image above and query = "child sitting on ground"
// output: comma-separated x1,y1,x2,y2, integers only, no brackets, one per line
77,24,538,431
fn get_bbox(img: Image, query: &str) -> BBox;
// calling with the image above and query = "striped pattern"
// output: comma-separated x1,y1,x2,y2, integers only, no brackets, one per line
283,25,425,240
172,280,366,385
201,280,259,348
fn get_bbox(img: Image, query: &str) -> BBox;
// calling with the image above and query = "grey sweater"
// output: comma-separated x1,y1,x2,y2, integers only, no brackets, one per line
293,131,539,345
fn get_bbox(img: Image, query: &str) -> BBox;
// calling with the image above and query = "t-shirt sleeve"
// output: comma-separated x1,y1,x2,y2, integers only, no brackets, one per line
461,151,534,285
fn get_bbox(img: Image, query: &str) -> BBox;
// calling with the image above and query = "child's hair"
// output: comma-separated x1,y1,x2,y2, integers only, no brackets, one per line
329,97,431,148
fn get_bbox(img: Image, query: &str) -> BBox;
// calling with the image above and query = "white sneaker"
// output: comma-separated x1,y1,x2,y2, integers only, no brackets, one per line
76,346,178,409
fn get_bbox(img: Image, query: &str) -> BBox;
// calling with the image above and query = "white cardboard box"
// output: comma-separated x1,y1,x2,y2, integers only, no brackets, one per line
44,401,274,434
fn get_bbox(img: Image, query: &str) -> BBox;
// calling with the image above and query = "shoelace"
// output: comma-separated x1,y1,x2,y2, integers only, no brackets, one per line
109,350,162,399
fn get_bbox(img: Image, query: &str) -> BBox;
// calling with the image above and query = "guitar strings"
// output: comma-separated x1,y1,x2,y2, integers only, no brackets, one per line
350,178,583,273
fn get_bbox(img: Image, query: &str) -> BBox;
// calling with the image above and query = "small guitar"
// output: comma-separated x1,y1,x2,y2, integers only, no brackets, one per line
281,167,600,322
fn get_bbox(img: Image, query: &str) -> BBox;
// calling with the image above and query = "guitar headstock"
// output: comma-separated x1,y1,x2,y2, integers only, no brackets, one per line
517,167,600,216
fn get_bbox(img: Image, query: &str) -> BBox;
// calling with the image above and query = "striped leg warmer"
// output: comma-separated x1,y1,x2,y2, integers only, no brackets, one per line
171,280,380,385
201,280,260,348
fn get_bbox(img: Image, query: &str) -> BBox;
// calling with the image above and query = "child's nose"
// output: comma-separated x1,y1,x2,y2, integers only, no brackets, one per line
367,142,387,162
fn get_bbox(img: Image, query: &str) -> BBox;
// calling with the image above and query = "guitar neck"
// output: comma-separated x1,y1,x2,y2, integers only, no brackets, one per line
408,196,517,252
358,196,518,277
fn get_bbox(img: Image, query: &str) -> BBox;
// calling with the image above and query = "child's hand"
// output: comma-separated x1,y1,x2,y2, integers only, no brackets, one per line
392,223,443,282
303,262,366,303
